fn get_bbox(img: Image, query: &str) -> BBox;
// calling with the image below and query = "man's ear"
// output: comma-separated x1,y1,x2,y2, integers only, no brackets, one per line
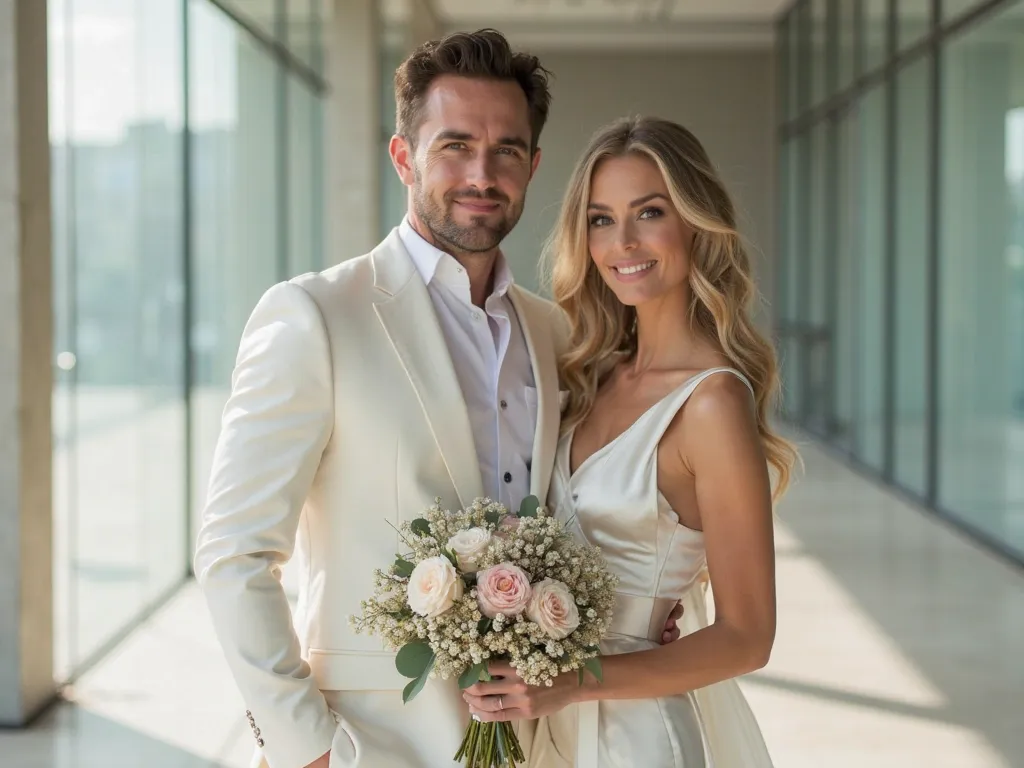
389,134,416,187
529,147,542,180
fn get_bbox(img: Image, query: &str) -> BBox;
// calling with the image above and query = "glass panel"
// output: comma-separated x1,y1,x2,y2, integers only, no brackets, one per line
219,0,279,39
381,44,407,240
49,0,187,675
287,76,321,275
837,0,858,90
939,9,1024,557
189,0,283,539
863,0,889,73
805,121,832,432
942,0,983,23
811,0,829,106
285,0,320,73
898,0,933,51
781,136,807,418
856,86,888,471
779,14,792,122
893,57,932,497
833,110,858,452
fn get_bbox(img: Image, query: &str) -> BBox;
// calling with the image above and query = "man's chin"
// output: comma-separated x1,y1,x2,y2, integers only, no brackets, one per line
443,224,507,253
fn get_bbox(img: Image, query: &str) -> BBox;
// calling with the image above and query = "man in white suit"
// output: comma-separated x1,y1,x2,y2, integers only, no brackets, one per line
194,29,681,768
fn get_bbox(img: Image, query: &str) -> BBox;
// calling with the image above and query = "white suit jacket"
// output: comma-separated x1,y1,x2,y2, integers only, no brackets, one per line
194,229,568,768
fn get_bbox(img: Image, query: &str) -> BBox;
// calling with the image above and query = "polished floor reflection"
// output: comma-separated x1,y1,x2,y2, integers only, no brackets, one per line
5,433,1023,767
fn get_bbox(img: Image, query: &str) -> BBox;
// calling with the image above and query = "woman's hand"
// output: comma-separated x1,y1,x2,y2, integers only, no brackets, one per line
462,661,581,722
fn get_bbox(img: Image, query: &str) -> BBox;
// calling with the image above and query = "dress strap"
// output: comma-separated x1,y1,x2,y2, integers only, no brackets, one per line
643,367,754,449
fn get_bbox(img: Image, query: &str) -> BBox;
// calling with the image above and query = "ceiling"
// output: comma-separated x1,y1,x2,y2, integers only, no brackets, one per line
383,0,791,50
434,0,791,23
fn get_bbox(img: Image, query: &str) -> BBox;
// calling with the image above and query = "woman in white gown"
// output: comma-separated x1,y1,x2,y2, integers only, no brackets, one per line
463,116,799,767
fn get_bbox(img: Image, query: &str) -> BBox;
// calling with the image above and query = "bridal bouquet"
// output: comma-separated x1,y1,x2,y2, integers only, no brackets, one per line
349,495,618,768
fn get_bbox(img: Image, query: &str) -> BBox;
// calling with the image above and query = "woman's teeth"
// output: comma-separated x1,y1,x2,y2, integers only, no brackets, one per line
616,261,656,275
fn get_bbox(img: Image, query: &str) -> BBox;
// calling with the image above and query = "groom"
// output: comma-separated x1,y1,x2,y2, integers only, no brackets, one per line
194,29,680,768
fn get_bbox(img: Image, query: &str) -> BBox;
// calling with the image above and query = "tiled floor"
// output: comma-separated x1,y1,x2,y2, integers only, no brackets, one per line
4,435,1023,767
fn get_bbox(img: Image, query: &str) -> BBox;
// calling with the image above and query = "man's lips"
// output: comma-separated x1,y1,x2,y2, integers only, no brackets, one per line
454,199,502,213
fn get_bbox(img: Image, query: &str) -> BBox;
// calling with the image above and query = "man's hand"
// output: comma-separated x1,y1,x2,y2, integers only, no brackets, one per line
661,601,684,644
303,750,330,768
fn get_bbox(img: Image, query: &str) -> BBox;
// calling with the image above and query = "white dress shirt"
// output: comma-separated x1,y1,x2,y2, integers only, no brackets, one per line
399,217,536,511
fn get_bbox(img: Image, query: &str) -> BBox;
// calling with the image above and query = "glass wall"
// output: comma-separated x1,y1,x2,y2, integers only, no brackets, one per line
49,0,326,680
778,0,1024,562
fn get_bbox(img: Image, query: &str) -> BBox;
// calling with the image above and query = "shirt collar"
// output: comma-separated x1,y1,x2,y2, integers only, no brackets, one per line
398,216,514,301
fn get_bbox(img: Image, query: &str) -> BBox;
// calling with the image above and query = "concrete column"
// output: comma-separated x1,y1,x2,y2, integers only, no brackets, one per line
0,0,55,726
325,0,381,262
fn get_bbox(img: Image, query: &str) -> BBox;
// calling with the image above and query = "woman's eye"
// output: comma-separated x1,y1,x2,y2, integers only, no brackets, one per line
589,214,612,227
639,207,664,220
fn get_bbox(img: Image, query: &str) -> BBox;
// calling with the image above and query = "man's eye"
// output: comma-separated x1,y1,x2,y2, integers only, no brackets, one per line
444,142,467,150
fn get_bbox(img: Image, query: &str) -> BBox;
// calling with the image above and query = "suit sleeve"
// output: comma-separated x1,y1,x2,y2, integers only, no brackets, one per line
194,281,337,768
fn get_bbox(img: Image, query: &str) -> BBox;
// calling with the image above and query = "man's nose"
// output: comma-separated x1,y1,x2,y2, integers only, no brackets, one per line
464,153,497,191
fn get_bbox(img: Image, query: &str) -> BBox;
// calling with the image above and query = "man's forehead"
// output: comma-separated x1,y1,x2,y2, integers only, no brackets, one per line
420,77,531,134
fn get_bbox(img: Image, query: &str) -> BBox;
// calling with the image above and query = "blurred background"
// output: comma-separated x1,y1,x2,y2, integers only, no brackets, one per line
1,0,1022,766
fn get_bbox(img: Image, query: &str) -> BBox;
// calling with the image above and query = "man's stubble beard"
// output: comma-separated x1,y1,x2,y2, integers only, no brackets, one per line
412,171,524,256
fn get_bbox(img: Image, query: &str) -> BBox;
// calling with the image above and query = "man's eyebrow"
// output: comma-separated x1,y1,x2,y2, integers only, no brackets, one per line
496,136,530,151
433,130,474,143
431,130,529,151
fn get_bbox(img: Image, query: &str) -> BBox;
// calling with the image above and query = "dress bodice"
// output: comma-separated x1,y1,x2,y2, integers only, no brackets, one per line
549,367,753,624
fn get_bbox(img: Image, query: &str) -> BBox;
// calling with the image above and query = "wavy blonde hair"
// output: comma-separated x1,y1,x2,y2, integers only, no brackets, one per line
546,116,798,501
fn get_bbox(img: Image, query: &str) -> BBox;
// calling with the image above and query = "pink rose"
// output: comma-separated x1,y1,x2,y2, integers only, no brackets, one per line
495,515,521,538
476,563,532,619
526,579,580,639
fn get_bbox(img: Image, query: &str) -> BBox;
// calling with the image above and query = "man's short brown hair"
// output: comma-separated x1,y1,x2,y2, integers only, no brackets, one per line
394,28,552,151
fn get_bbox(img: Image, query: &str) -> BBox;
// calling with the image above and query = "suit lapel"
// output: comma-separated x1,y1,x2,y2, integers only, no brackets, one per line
372,231,484,510
509,287,560,505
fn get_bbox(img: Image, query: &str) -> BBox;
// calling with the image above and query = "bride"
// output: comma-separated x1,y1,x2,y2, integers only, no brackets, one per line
463,116,798,767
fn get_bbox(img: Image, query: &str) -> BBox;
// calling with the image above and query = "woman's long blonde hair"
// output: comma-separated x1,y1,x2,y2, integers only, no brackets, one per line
546,116,797,501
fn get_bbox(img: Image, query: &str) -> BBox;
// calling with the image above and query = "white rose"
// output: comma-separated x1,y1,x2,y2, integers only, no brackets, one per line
407,556,464,617
446,527,492,574
526,578,580,640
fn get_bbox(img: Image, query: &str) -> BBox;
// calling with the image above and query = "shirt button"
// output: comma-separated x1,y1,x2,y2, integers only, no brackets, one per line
473,312,482,321
503,472,512,483
500,399,508,409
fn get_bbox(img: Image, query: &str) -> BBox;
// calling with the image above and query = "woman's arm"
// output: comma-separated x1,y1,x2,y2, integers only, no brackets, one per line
465,373,776,720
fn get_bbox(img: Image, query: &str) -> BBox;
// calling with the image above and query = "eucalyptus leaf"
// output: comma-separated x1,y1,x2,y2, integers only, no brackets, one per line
518,495,540,518
395,642,434,679
393,557,414,578
458,661,488,690
584,657,604,683
441,547,459,569
402,658,433,704
410,518,431,537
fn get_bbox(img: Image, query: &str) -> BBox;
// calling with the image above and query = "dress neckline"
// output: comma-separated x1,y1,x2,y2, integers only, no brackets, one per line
566,367,739,481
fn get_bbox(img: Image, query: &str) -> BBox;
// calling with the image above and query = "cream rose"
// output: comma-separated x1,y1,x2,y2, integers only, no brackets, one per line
476,563,532,619
446,527,492,573
407,556,464,617
526,578,580,639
